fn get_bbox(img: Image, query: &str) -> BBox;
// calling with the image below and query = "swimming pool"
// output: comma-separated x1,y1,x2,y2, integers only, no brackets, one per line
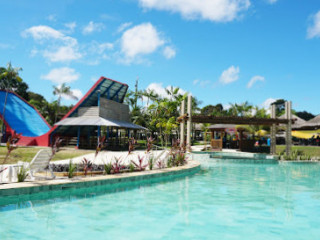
1,156,320,239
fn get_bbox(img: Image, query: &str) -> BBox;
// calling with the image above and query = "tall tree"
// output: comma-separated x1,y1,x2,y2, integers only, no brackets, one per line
0,62,23,139
229,101,253,117
142,89,159,107
0,63,28,100
271,99,286,117
53,83,78,123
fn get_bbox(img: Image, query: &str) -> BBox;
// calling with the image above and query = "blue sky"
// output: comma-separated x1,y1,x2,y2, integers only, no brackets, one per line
0,0,319,114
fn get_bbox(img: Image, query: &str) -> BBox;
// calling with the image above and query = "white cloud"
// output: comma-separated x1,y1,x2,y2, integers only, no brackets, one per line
22,25,67,42
223,103,231,110
117,22,133,33
82,21,105,35
146,82,187,99
138,0,251,22
219,65,240,84
91,76,99,82
41,67,80,84
247,75,265,88
43,46,82,62
0,43,12,49
62,89,83,101
22,25,81,63
65,22,77,33
30,48,38,57
91,42,113,54
193,79,199,85
261,98,277,114
163,46,176,59
307,11,320,39
47,14,57,22
85,41,114,64
120,23,165,62
193,79,211,87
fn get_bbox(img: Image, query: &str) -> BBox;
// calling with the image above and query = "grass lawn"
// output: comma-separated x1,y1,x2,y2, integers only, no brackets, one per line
276,145,320,157
0,146,94,165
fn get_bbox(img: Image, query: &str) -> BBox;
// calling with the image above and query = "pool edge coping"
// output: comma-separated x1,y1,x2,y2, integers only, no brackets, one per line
0,161,200,196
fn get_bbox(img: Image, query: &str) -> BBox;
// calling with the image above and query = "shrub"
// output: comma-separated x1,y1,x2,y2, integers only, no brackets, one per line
176,152,188,166
148,155,154,170
131,155,148,171
156,160,165,169
167,156,173,168
112,157,124,174
17,166,28,182
82,158,93,176
104,162,112,174
68,160,77,178
129,163,135,172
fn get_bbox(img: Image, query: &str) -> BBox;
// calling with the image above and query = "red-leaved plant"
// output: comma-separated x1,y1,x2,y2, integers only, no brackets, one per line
82,158,93,176
156,160,165,169
131,155,148,171
176,152,188,166
171,139,180,150
2,132,21,164
146,136,154,153
112,157,124,174
51,137,63,157
96,136,106,158
128,137,136,154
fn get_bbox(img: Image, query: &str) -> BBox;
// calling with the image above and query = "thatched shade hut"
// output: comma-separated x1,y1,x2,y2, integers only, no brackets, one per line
292,114,320,130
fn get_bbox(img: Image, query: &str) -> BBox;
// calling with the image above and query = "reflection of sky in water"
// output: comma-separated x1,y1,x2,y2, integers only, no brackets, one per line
1,160,320,239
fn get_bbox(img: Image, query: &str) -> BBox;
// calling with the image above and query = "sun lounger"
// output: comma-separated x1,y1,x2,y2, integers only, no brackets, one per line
19,148,56,180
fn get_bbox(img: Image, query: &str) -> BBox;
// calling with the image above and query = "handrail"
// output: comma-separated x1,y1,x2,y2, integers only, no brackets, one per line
151,144,166,151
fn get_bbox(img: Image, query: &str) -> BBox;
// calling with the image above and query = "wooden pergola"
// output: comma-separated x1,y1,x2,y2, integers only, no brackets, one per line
192,116,291,125
179,98,294,155
199,117,293,152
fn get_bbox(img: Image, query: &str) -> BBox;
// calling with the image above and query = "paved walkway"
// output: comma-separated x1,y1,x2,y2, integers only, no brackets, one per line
54,149,168,165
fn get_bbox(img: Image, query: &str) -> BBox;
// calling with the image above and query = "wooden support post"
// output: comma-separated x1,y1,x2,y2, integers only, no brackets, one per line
77,126,80,149
87,127,91,148
285,101,292,156
239,130,243,151
116,128,119,146
180,99,185,147
186,95,192,150
97,126,101,146
270,104,276,155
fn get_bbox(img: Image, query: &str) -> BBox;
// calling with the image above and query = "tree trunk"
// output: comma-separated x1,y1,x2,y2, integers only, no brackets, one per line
1,90,9,141
55,96,61,123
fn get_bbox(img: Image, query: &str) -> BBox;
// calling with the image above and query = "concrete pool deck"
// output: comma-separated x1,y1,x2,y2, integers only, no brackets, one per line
53,149,167,165
0,160,200,197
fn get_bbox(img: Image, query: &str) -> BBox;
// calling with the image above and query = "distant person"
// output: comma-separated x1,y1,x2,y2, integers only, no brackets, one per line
267,138,271,147
316,135,320,146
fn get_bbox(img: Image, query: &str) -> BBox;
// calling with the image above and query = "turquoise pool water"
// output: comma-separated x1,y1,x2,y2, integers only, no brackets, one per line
1,159,320,239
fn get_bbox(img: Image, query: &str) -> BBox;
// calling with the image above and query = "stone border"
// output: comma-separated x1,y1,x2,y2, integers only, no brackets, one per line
0,161,200,197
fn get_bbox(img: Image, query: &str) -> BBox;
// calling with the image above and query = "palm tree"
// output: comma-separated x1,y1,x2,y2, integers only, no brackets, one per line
142,89,159,108
0,62,23,140
165,86,180,101
53,83,78,123
229,101,253,117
